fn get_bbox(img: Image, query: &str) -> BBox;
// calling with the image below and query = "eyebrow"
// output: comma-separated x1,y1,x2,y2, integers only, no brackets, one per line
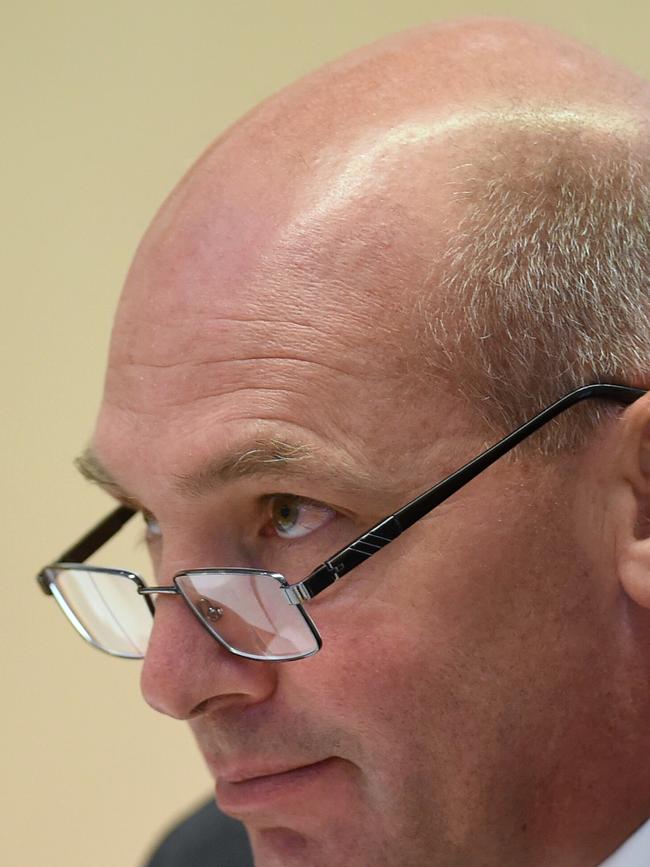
173,438,315,496
75,448,139,505
74,437,342,504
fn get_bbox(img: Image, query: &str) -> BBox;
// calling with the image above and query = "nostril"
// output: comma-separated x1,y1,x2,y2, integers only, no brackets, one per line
198,597,224,623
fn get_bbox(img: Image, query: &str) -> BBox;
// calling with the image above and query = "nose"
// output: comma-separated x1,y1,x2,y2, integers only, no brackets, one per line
140,585,278,720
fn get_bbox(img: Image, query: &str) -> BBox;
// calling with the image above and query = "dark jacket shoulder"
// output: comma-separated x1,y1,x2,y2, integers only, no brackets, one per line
143,798,254,867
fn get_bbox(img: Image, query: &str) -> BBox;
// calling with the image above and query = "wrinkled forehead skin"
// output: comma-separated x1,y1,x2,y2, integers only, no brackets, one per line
97,17,647,491
98,132,440,492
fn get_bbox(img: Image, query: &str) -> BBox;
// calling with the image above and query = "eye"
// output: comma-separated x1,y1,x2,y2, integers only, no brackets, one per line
265,494,335,540
142,511,162,544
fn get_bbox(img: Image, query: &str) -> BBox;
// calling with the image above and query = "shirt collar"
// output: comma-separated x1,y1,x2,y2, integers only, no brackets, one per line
599,819,650,866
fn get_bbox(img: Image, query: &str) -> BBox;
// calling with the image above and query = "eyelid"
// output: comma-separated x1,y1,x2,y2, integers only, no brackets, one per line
136,494,341,545
267,493,337,540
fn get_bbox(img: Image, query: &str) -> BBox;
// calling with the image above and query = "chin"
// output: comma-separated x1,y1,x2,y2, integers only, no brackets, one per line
248,825,379,867
250,827,312,866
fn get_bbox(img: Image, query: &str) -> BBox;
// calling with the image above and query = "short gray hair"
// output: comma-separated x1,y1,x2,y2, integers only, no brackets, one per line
422,122,650,451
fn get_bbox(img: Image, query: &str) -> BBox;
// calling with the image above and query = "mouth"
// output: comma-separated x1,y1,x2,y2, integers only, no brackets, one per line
214,757,343,813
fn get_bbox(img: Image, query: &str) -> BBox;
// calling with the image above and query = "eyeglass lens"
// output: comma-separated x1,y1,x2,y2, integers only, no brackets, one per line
49,567,319,660
175,570,319,660
50,568,150,658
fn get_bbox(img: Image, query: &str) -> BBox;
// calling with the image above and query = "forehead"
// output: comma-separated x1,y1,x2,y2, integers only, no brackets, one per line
107,163,410,401
93,107,472,507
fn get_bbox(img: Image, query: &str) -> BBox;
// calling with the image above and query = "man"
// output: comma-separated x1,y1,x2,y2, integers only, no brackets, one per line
38,16,650,867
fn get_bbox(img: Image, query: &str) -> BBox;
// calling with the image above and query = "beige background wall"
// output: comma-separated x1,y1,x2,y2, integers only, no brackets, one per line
3,2,649,865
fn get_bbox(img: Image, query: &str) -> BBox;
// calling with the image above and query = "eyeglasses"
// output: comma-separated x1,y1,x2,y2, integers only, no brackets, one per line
36,383,644,662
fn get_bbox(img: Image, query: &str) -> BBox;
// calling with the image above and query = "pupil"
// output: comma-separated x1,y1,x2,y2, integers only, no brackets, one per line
275,498,297,528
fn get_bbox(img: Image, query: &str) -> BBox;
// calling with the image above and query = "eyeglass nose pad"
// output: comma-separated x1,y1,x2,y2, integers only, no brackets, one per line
198,597,224,623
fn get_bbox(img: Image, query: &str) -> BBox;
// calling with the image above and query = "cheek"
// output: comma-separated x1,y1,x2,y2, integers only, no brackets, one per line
286,586,491,853
294,588,453,760
281,499,577,786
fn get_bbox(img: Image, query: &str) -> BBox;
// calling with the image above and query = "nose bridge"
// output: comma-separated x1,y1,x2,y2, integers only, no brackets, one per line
140,526,279,719
156,516,249,583
145,526,233,625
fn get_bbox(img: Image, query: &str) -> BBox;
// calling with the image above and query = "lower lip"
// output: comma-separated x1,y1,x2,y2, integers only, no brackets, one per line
215,757,341,812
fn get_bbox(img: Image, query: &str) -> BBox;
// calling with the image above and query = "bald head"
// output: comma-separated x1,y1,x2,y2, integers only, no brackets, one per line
162,17,649,205
110,18,650,449
211,17,649,159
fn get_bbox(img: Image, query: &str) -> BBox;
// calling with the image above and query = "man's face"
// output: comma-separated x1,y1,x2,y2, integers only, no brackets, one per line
92,137,615,867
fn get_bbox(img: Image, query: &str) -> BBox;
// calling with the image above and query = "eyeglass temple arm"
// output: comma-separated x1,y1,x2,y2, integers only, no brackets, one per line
37,505,137,595
286,384,645,604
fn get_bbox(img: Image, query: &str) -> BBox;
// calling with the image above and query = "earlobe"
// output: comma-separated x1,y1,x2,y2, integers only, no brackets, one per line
615,400,650,609
618,536,650,609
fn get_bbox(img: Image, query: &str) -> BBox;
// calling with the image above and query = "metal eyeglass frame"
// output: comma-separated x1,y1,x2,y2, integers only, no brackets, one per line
36,383,645,661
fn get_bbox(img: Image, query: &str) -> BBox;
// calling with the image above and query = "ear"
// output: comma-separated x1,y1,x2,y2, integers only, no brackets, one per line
614,393,650,609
